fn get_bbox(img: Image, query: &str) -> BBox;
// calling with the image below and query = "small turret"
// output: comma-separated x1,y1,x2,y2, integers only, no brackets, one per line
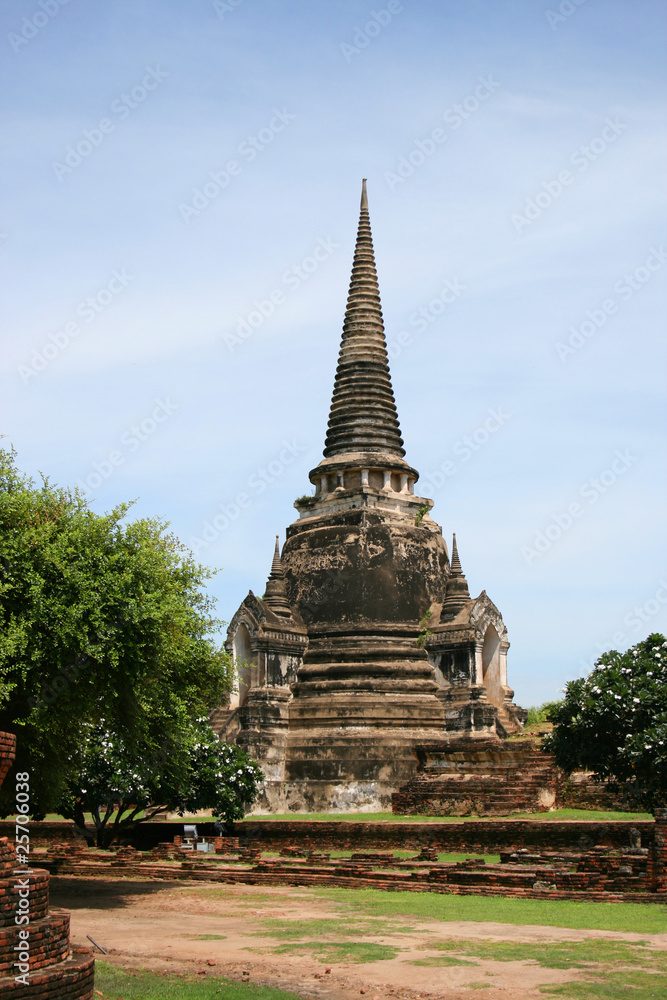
441,533,471,620
262,536,293,618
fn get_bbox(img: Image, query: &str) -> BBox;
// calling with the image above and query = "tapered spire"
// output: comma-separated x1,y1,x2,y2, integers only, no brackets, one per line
442,533,471,620
263,536,293,618
322,180,406,460
451,533,463,574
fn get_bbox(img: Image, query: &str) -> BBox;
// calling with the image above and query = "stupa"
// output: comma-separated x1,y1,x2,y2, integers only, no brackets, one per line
220,181,524,811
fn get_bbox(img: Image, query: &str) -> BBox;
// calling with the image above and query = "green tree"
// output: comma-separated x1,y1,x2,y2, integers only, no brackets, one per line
525,701,562,726
0,447,232,817
543,634,667,812
59,718,262,846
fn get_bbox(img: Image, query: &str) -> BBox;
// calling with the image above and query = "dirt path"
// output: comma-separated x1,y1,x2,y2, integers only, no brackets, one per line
51,877,666,1000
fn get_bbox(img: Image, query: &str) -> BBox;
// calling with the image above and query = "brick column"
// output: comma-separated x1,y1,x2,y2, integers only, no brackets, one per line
651,809,667,892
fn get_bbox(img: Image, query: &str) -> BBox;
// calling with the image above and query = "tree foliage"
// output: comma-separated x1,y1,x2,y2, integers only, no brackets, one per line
543,634,667,812
0,447,232,817
525,701,562,726
59,718,262,846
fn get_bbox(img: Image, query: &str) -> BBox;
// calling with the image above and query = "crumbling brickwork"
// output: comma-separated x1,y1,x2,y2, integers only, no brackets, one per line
0,733,94,998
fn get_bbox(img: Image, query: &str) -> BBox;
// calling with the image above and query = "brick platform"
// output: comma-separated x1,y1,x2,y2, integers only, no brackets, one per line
35,810,667,904
0,733,93,999
236,817,653,853
40,837,664,904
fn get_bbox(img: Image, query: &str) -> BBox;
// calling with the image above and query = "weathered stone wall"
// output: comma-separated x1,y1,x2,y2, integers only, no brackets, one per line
392,738,558,816
558,772,637,811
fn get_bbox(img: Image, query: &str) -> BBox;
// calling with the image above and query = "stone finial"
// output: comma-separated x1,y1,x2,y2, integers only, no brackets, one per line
451,532,463,573
322,179,406,461
270,534,281,573
262,535,293,618
441,533,471,620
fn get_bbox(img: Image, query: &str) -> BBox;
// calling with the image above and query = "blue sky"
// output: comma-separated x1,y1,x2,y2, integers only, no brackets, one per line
2,0,666,707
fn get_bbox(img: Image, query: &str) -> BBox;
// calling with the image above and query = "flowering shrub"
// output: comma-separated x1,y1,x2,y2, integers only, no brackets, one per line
178,718,263,823
544,633,667,812
60,717,262,845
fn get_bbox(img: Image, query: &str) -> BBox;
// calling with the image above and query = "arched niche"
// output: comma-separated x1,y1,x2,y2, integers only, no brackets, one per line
232,623,256,709
482,624,503,709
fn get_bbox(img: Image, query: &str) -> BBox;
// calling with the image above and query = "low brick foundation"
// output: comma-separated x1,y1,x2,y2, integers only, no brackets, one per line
31,811,666,904
236,818,653,854
0,821,220,852
40,833,664,904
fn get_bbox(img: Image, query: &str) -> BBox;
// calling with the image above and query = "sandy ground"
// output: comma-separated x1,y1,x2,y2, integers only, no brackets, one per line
51,877,667,1000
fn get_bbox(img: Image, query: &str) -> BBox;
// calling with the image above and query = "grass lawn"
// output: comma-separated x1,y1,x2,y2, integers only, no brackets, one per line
411,939,667,999
40,807,653,824
42,811,212,823
324,849,502,863
243,808,652,823
92,882,667,1000
94,963,304,999
244,890,667,997
315,887,667,934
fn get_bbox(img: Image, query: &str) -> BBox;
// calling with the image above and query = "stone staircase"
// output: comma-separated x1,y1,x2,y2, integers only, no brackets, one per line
392,737,559,816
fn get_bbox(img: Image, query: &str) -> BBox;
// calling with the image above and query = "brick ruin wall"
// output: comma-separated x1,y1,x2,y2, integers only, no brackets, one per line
235,818,654,854
35,811,667,904
0,733,94,999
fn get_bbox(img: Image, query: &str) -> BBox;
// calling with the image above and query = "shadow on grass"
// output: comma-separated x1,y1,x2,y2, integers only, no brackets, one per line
50,877,178,911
